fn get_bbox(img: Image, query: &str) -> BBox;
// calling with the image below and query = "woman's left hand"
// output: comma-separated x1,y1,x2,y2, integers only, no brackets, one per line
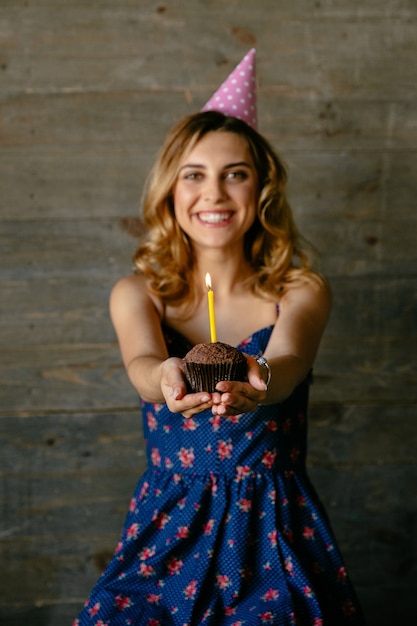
211,355,268,416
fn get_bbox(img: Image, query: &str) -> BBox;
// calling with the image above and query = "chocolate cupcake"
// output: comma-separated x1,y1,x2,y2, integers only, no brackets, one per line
183,341,248,393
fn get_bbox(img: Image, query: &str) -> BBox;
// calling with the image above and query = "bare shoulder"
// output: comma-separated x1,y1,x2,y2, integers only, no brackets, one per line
110,274,163,318
111,273,147,300
280,275,332,322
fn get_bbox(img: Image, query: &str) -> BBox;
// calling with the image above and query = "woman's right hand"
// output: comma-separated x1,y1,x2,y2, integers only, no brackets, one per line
160,357,214,418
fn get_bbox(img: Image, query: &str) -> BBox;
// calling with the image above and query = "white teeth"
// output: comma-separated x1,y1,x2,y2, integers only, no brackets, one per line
198,212,232,223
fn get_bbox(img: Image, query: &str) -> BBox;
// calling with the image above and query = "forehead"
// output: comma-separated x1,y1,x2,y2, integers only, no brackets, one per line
180,130,253,165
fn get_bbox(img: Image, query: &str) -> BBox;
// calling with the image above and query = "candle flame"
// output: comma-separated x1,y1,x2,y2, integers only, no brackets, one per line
205,273,212,290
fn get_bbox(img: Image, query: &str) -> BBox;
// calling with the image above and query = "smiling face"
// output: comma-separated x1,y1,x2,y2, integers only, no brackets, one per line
172,131,259,253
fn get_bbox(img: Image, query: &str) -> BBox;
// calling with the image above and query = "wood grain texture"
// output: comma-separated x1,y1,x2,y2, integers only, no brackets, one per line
1,1,416,624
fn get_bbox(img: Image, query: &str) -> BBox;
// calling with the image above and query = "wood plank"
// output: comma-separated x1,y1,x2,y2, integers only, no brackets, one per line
0,220,136,281
309,464,417,585
1,413,415,583
301,214,417,277
1,2,415,99
287,150,417,219
0,278,116,345
1,463,415,621
0,411,144,613
0,332,415,413
1,403,413,476
1,149,416,221
0,412,145,473
0,1,416,624
0,150,156,221
1,91,415,154
0,338,415,414
309,463,417,623
0,344,138,414
307,404,416,467
1,272,415,349
0,533,127,609
0,278,127,348
1,218,416,286
324,276,417,338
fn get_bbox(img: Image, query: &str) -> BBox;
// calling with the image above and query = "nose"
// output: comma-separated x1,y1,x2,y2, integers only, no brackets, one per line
203,176,227,203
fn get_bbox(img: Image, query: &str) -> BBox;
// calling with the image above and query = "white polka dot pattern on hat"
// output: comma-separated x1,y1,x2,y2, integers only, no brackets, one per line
201,48,257,130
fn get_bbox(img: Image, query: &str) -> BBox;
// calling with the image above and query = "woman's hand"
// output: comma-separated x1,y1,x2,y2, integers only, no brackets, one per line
211,355,268,416
159,354,267,419
160,357,214,419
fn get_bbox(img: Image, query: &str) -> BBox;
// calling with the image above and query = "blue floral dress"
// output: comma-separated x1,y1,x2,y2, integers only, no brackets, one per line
74,324,364,625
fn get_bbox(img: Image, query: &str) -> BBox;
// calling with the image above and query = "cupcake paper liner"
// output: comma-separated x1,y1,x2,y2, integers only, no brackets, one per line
183,361,248,393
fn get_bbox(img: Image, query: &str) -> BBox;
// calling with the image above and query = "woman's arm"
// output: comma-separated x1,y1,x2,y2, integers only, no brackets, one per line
262,276,332,402
212,278,332,415
109,274,213,415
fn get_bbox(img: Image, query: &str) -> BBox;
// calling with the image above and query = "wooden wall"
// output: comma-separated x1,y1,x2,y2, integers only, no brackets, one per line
1,1,416,623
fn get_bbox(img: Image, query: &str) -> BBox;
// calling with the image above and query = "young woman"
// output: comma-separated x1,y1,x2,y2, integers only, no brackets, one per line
74,110,364,625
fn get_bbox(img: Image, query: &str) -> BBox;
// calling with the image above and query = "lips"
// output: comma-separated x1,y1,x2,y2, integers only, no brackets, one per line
196,211,234,224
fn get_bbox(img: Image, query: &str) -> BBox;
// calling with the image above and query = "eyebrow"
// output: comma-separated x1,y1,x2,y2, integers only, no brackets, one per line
179,161,253,172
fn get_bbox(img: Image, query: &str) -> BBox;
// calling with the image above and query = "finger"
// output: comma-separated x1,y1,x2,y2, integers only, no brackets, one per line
215,388,266,415
217,384,259,404
211,391,222,405
169,393,212,418
247,370,267,391
169,383,187,401
161,358,188,401
215,380,249,395
214,402,243,417
245,355,268,391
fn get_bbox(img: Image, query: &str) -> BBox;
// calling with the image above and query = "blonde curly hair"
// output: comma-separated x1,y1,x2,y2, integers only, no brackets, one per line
133,111,321,310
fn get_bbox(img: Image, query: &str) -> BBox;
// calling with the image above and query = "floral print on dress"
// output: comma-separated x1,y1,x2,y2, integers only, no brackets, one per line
74,324,364,625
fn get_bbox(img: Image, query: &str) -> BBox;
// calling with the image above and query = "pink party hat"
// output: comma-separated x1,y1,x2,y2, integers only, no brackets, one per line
201,49,257,130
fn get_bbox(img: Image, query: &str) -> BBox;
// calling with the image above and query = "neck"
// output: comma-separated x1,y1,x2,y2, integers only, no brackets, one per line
194,250,253,297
